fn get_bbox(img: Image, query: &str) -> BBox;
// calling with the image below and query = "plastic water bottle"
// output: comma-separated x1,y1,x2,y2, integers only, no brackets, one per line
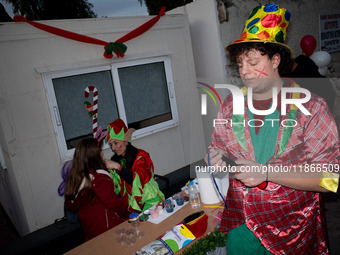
188,181,200,209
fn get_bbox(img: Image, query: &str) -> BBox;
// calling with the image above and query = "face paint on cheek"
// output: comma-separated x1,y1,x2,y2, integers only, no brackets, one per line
119,145,122,148
254,66,269,78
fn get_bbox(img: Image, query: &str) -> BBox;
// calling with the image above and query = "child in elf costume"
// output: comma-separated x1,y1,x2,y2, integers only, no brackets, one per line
104,119,164,213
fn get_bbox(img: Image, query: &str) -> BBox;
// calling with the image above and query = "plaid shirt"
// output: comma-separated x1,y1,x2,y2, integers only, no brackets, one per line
211,81,340,255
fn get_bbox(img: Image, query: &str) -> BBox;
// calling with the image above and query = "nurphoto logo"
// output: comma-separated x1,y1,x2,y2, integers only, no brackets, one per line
198,83,312,128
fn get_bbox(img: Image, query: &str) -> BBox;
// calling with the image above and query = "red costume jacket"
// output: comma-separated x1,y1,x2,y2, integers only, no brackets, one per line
211,81,340,254
110,149,164,212
65,169,127,241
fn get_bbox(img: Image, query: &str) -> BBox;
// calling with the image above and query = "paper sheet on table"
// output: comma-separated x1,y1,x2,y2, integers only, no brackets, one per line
134,223,194,255
147,198,188,224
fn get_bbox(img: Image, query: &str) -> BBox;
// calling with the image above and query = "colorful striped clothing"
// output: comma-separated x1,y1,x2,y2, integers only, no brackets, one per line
211,81,340,254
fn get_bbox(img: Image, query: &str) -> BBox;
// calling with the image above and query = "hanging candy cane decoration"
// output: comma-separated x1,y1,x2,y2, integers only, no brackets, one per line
84,86,98,137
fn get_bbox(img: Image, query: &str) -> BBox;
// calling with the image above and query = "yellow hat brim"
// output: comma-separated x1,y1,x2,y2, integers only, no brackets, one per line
225,39,293,58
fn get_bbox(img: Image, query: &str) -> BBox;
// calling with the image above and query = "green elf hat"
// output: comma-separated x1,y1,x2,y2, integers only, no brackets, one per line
106,119,135,142
225,4,293,58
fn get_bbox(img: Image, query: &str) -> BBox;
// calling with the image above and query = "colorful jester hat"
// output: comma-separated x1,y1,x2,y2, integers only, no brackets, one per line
225,4,293,58
106,119,135,142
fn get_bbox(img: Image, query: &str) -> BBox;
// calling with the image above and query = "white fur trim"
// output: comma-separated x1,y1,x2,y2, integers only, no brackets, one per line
96,169,111,177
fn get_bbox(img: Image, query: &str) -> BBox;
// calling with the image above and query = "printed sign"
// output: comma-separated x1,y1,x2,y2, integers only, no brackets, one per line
320,12,340,52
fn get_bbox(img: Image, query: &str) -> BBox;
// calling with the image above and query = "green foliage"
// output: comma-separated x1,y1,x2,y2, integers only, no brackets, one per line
142,0,193,15
182,228,227,255
5,0,97,20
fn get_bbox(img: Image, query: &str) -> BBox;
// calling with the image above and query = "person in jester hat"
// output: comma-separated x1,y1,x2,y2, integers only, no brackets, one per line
206,4,340,255
104,119,164,213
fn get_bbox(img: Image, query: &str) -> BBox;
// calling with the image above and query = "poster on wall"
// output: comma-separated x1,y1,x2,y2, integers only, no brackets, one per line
319,12,340,52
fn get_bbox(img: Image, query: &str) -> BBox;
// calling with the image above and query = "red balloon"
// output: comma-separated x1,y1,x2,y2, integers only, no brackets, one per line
300,35,317,56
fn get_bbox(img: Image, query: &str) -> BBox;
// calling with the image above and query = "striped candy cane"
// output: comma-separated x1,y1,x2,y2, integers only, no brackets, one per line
84,86,98,137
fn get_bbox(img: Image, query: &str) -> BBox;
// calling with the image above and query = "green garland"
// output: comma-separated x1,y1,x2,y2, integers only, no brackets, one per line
182,228,227,255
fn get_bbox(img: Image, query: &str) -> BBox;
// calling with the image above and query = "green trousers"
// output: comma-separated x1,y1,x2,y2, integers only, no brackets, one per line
227,223,273,255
